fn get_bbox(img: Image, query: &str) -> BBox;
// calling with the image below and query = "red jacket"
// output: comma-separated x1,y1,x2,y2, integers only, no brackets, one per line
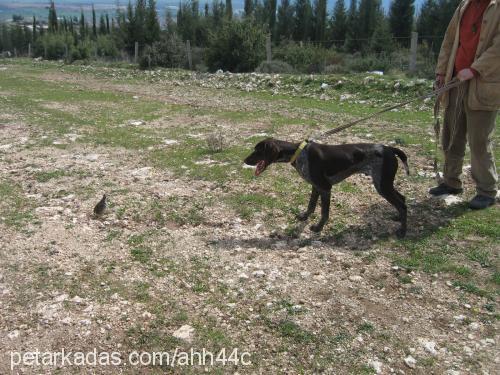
455,0,490,76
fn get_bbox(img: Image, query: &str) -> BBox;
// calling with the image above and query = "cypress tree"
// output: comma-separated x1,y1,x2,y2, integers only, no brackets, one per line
225,0,233,19
330,0,347,48
106,14,110,34
99,14,107,34
32,16,37,42
344,0,360,52
313,0,327,43
389,0,415,47
48,1,58,33
244,0,254,17
145,0,161,45
293,0,313,42
276,0,294,42
92,4,97,38
79,9,86,39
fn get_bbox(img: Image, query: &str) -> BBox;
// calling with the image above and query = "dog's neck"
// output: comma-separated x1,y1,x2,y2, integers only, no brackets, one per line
275,141,302,163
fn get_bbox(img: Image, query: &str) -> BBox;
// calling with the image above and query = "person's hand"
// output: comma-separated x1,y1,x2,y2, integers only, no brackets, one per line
434,74,445,90
457,68,474,81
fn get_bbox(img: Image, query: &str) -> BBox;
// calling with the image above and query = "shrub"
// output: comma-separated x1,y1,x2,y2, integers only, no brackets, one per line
255,60,294,74
34,33,74,60
96,35,119,59
205,20,266,73
344,53,393,72
139,34,186,69
273,42,342,73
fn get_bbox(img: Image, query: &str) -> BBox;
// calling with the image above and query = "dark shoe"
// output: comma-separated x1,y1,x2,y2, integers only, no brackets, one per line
469,195,495,210
429,183,463,196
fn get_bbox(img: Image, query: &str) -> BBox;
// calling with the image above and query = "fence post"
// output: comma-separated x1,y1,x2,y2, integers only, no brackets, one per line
65,44,68,60
186,40,192,70
134,41,139,64
28,43,31,58
409,32,418,73
266,34,272,63
14,48,17,58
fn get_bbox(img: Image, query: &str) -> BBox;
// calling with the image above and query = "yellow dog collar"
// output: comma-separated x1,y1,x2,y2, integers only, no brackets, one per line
290,140,308,164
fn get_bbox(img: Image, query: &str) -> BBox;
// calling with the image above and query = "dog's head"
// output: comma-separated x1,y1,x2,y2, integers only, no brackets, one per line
244,138,280,176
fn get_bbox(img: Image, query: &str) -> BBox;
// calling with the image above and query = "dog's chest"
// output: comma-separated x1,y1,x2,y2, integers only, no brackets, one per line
293,150,313,184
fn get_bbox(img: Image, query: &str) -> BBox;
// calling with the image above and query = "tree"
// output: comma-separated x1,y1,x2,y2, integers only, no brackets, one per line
106,14,110,34
225,0,233,19
389,0,415,47
276,0,294,42
344,0,360,52
294,0,313,42
48,1,58,33
79,9,86,39
92,4,97,38
370,15,395,53
358,0,382,41
145,0,161,45
244,0,254,17
32,16,38,42
330,0,347,48
99,14,107,34
268,0,278,38
313,0,327,43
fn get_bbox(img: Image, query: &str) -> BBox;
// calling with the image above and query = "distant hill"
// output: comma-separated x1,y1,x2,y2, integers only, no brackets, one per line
0,0,426,22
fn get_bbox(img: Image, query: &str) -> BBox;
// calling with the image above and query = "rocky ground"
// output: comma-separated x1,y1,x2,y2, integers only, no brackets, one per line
0,60,498,374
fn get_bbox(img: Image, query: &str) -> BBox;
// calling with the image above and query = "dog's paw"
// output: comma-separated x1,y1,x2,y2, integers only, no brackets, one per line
309,224,324,233
296,212,309,221
395,228,406,239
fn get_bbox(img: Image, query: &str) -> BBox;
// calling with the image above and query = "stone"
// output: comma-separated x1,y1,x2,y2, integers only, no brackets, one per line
404,355,416,369
173,324,195,342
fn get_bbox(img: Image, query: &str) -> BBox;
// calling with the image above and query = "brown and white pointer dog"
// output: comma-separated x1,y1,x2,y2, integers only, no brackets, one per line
244,138,409,237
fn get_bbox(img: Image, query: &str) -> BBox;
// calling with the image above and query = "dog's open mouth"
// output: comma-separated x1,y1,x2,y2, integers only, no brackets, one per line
255,160,267,176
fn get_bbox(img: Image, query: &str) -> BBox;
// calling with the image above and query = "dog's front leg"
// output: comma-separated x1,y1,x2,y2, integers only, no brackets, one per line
310,191,331,233
297,186,319,221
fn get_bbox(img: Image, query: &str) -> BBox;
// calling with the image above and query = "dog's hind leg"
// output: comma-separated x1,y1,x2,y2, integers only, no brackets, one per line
297,186,320,221
310,191,331,233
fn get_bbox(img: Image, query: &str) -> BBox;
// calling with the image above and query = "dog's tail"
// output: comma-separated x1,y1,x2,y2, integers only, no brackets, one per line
390,147,410,175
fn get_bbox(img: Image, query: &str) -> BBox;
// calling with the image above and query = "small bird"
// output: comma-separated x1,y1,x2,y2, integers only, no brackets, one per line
93,194,107,216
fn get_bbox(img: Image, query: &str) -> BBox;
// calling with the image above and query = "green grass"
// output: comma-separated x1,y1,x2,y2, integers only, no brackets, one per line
0,180,34,228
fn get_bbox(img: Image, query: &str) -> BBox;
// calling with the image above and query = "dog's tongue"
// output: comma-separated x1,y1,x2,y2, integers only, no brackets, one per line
255,160,266,176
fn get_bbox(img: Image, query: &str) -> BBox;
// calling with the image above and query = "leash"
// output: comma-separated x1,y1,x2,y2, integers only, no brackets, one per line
292,78,464,175
310,77,464,142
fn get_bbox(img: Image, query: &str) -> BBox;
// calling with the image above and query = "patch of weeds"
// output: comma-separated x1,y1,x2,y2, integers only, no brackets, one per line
337,181,361,194
452,280,489,298
453,265,473,277
105,230,121,242
130,246,153,264
357,322,375,334
225,192,280,220
34,170,67,182
132,281,151,303
466,248,492,268
275,320,315,343
398,274,412,284
0,180,33,228
492,272,500,286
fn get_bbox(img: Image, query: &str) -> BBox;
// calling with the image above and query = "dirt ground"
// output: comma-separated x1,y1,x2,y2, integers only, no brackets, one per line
0,61,498,374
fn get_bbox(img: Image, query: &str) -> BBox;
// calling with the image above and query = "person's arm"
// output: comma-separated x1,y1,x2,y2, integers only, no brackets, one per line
471,26,500,79
435,6,461,76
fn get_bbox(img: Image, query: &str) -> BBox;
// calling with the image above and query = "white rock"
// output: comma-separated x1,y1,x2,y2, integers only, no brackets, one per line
454,315,466,322
320,83,329,90
172,324,195,342
163,139,178,146
349,275,363,282
7,330,19,339
80,319,91,326
404,355,416,368
61,317,72,325
71,295,83,304
142,311,152,319
422,340,437,355
440,194,463,206
252,270,266,278
469,322,480,330
55,294,69,302
238,273,249,280
129,120,145,126
368,359,383,374
85,153,100,161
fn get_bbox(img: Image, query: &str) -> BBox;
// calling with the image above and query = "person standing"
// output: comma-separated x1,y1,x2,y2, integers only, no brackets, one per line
430,0,499,209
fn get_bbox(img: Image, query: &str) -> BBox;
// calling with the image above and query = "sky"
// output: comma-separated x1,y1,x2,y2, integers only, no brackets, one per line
0,0,426,22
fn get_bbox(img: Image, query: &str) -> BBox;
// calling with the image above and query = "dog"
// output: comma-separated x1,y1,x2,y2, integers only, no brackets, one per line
244,138,409,237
